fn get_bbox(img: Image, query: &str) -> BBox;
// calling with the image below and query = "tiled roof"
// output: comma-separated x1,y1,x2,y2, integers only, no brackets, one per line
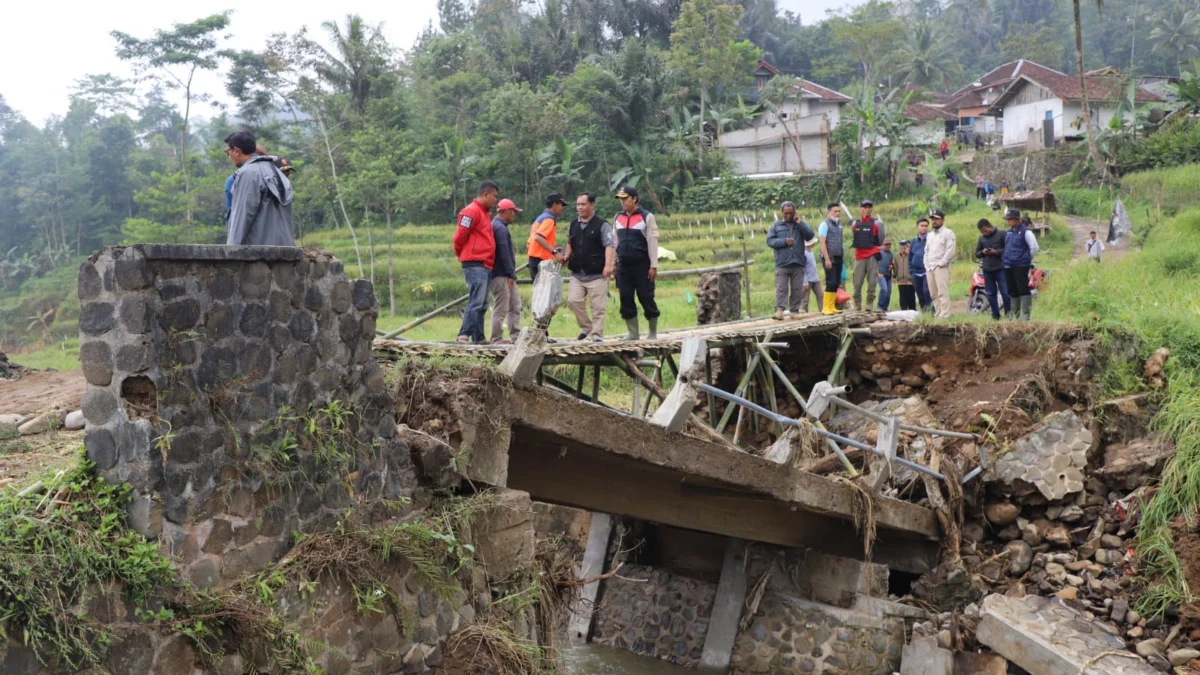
945,60,1069,113
801,80,852,103
905,103,957,121
989,73,1163,112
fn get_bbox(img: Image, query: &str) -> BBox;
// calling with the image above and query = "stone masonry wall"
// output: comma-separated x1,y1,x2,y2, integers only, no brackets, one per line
971,149,1077,190
68,244,480,674
731,594,904,675
593,564,716,668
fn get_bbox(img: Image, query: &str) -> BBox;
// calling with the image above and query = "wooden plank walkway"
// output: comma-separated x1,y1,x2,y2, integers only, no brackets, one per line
373,311,880,363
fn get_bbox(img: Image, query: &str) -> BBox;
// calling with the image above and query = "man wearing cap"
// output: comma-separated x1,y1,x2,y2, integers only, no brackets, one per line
896,239,916,311
851,199,886,312
527,193,567,282
876,238,895,310
767,201,816,320
489,198,523,344
453,180,500,343
974,218,1010,320
818,203,844,315
565,192,616,342
1002,208,1040,321
613,186,660,340
924,210,957,318
273,156,296,178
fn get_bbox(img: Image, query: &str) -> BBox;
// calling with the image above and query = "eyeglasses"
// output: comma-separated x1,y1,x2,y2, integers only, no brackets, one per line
224,148,234,155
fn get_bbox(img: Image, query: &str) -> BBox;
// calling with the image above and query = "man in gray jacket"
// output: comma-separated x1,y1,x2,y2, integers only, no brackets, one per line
225,131,295,246
767,201,816,320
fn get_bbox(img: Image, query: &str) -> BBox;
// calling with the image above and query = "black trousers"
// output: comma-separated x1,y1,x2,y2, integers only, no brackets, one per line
824,256,843,293
528,256,543,282
1005,266,1031,298
616,257,659,320
898,284,917,311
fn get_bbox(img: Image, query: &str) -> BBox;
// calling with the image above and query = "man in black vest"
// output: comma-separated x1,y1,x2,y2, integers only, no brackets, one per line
850,199,886,311
613,186,660,340
565,192,616,342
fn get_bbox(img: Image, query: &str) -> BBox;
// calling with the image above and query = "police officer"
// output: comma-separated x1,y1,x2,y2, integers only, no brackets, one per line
613,186,660,340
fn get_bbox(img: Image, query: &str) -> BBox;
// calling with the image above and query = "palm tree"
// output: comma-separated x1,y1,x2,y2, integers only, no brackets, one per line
316,14,391,118
1149,1,1200,72
893,22,962,89
1068,0,1107,181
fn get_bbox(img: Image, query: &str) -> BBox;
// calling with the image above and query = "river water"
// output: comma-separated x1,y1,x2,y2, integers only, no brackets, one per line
559,643,696,674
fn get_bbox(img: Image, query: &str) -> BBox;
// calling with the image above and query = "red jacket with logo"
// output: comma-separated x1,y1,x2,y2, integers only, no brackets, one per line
452,199,496,269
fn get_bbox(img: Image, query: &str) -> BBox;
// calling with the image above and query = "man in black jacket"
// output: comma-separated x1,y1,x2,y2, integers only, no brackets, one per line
973,218,1010,320
488,198,523,343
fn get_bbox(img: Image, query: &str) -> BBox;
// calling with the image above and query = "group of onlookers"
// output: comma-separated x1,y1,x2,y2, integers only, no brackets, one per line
770,202,1044,322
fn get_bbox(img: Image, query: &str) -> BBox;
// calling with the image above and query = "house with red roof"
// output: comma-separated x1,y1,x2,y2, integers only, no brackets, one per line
984,70,1162,149
719,60,852,175
943,59,1070,141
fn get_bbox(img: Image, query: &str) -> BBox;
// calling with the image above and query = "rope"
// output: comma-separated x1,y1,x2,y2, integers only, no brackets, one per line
1075,650,1143,675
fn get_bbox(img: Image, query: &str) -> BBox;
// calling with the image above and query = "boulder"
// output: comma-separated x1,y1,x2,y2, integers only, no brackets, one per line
63,410,86,431
1168,649,1200,667
985,502,1021,527
1005,540,1033,576
17,413,53,435
1094,435,1175,491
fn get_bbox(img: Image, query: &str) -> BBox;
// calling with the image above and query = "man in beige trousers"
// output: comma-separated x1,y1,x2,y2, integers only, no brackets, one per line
924,209,958,318
564,193,615,342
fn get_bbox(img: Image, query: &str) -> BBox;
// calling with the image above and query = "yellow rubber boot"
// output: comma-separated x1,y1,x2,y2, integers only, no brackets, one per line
822,292,841,315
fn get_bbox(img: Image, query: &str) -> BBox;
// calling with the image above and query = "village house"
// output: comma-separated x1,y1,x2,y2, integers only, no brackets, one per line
984,71,1162,150
943,60,1069,142
718,60,851,175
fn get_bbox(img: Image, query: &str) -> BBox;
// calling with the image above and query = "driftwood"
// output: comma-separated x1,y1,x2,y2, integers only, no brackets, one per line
804,448,867,475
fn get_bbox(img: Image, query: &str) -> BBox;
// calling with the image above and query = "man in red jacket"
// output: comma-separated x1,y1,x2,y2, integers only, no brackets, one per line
453,180,499,343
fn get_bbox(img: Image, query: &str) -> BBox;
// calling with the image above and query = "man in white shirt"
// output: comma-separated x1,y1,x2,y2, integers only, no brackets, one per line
924,210,957,319
1086,230,1105,263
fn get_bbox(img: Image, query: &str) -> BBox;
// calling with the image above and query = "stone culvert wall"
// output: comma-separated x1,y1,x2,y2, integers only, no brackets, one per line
593,565,717,668
64,244,484,674
731,594,904,675
970,149,1076,190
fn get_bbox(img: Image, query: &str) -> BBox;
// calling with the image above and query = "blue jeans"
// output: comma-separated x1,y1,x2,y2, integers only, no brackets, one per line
982,268,1010,319
459,265,491,343
877,276,892,310
912,274,932,311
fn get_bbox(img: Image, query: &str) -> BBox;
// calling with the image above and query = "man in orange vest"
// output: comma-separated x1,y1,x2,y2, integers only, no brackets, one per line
527,193,567,281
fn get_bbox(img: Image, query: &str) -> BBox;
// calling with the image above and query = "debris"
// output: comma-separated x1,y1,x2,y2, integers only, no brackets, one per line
985,410,1092,500
1094,435,1175,490
17,412,54,435
1143,348,1169,389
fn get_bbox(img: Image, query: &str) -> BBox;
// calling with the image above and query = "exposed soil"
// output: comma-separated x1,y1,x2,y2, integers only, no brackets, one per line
1174,518,1200,622
0,429,81,490
1064,214,1130,264
0,369,86,417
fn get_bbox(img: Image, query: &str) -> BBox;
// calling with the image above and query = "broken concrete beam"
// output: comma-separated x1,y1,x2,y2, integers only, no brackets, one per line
798,550,890,607
474,489,536,582
699,538,748,672
650,337,705,433
976,594,1156,675
900,637,953,675
869,415,900,491
985,410,1094,500
499,327,547,388
567,512,613,644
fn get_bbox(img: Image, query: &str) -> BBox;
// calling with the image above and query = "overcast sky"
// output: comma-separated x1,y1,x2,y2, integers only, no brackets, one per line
1,0,845,126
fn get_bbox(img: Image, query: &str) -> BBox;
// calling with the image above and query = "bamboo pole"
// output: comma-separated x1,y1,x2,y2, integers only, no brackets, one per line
379,263,529,339
655,259,756,279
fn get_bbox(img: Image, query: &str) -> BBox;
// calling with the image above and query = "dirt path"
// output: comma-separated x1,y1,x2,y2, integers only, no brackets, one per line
0,370,86,416
1063,215,1130,265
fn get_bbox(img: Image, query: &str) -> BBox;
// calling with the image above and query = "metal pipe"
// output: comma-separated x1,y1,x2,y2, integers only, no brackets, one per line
696,383,945,481
759,342,790,348
829,397,977,440
962,466,983,484
847,328,872,335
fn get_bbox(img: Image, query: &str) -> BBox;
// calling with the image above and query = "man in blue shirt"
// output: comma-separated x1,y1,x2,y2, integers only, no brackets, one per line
909,218,932,312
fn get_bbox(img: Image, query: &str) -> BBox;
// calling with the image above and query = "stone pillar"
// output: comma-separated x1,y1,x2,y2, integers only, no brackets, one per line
78,244,414,588
499,327,547,388
697,270,742,325
699,538,748,671
567,512,613,643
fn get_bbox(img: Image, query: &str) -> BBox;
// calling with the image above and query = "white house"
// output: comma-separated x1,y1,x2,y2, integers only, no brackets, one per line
719,60,851,174
944,60,1069,142
985,73,1162,150
904,103,957,145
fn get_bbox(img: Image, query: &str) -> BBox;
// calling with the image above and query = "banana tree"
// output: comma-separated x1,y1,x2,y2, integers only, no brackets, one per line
537,137,589,196
610,140,665,212
705,91,761,149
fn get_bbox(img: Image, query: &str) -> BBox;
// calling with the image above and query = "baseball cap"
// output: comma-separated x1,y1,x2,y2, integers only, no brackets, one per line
615,186,639,199
931,209,945,218
883,238,892,245
899,239,910,246
860,199,873,207
1005,208,1021,219
273,157,295,175
545,193,567,207
497,198,522,212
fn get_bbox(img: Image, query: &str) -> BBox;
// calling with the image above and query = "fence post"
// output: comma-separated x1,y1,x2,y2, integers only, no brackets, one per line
740,237,751,318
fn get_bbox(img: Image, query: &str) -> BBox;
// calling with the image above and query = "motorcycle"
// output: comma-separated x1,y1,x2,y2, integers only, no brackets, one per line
967,264,1047,315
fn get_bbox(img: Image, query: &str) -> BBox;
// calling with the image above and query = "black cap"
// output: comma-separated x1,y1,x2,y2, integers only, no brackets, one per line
899,239,910,245
615,186,638,199
545,193,567,207
931,209,945,218
273,156,295,174
1005,208,1021,220
860,199,873,207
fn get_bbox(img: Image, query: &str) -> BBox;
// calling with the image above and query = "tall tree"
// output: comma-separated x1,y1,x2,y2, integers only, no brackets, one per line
894,22,962,88
316,15,395,119
668,0,761,136
829,1,903,89
1148,1,1200,72
1069,0,1108,180
111,13,231,226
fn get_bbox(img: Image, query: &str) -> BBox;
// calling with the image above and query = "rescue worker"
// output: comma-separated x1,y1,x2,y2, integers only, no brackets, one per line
818,203,844,315
613,186,660,340
527,193,567,281
850,199,886,312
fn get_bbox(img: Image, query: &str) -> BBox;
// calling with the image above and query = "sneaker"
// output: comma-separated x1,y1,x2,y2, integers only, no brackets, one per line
577,333,588,340
772,308,784,321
